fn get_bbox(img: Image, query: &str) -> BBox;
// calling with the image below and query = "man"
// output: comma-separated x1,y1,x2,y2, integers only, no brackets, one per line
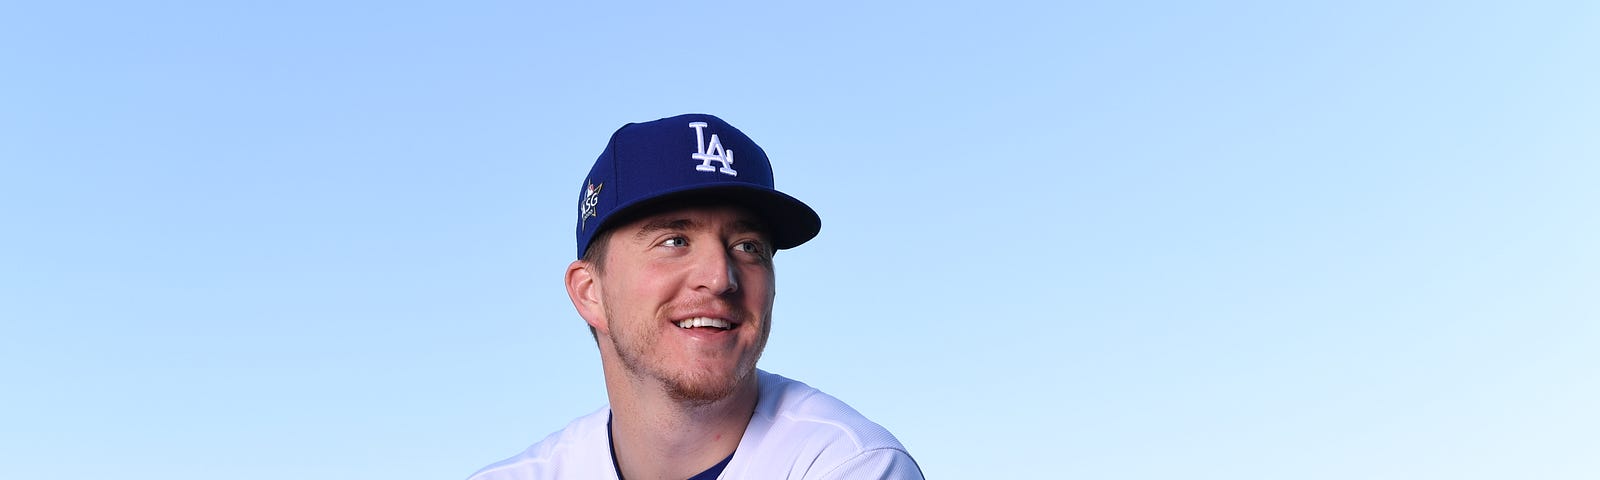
470,114,923,480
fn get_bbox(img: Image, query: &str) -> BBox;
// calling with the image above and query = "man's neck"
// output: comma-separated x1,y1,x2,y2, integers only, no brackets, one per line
604,369,759,480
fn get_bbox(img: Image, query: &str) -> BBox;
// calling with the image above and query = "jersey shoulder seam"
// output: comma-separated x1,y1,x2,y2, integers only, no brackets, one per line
814,446,918,479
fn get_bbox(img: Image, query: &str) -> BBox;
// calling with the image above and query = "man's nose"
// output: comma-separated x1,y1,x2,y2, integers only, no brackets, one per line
693,246,740,296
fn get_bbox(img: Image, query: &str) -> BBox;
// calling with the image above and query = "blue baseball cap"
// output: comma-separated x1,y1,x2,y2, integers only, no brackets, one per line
574,113,821,259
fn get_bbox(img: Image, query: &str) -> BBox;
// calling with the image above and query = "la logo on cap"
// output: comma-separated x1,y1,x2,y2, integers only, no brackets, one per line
689,122,737,176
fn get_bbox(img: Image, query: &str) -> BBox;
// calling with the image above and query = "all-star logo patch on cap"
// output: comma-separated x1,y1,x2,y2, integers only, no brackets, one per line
574,113,822,259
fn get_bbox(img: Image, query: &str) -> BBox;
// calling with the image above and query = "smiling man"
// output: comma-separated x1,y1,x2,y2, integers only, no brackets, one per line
469,114,923,480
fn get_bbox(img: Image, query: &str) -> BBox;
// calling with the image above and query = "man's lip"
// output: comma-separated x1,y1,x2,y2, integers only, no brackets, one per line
670,311,741,324
668,313,743,330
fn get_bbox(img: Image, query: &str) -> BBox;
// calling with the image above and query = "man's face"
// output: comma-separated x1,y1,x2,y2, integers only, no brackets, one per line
591,204,775,404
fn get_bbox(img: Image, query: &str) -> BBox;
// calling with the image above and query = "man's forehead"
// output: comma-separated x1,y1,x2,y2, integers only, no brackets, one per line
623,204,769,238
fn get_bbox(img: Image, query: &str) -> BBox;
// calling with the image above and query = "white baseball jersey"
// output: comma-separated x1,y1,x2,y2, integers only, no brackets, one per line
469,370,923,480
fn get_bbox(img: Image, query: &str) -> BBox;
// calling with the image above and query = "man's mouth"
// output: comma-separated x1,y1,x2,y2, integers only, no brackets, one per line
675,317,734,330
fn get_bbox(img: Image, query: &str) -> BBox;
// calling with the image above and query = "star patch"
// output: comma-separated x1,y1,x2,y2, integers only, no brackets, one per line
580,181,602,230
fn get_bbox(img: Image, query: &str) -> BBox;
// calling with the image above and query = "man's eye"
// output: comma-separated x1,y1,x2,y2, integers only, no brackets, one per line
661,236,687,247
733,241,764,254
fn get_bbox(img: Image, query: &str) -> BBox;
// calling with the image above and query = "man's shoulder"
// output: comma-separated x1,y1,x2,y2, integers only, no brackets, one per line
466,407,612,480
754,370,905,448
730,370,922,479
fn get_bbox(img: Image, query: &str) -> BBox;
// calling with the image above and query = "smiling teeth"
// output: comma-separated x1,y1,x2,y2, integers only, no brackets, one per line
677,317,732,330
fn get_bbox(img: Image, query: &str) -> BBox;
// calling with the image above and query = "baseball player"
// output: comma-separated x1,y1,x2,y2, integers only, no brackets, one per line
469,114,923,479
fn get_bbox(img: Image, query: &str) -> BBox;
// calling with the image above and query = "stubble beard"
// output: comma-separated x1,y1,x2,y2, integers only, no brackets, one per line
607,306,770,407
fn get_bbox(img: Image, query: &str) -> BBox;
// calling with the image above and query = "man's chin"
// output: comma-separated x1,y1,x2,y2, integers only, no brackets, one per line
664,366,752,406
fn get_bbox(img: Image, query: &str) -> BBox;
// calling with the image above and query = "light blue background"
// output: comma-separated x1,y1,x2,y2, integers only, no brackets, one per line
3,1,1596,478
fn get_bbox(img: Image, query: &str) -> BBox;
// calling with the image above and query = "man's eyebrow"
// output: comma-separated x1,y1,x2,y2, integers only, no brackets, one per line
633,218,698,241
731,219,767,235
630,217,769,240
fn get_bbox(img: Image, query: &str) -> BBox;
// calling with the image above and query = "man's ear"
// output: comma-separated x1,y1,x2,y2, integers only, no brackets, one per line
566,259,607,335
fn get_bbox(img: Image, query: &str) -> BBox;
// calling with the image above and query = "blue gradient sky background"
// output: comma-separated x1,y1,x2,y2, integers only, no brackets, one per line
3,1,1597,478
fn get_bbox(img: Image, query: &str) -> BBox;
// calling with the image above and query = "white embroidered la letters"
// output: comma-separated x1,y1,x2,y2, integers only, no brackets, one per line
688,122,737,176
